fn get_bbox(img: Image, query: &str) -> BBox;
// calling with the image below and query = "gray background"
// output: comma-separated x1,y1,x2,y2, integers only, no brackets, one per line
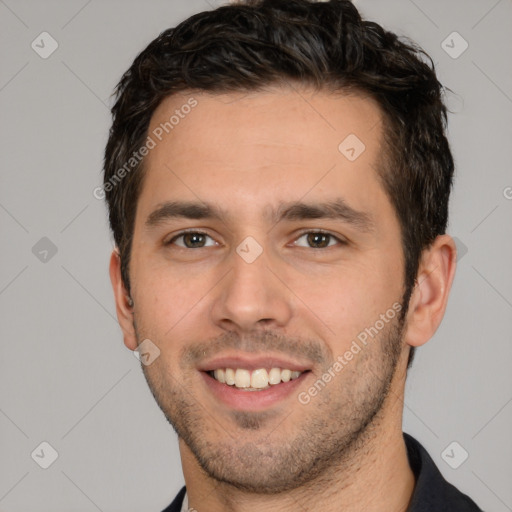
1,0,511,510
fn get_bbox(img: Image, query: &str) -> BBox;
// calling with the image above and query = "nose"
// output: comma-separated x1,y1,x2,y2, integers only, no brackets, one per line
210,244,293,333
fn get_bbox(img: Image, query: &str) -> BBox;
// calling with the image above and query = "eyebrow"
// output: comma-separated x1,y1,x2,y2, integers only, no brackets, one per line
145,198,374,233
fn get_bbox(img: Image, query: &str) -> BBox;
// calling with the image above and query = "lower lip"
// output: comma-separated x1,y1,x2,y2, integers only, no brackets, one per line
201,371,309,411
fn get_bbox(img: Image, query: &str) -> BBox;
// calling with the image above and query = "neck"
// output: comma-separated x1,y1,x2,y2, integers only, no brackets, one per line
180,371,415,511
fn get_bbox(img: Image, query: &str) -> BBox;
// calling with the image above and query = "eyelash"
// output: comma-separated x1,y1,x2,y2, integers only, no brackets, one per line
164,229,347,249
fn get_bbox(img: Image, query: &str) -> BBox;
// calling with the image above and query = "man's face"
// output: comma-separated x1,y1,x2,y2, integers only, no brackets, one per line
127,87,409,492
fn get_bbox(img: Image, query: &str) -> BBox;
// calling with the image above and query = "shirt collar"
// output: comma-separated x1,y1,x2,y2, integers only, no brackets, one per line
404,432,482,511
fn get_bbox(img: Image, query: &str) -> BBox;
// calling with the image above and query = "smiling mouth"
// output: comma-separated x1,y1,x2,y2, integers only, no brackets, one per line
207,367,309,391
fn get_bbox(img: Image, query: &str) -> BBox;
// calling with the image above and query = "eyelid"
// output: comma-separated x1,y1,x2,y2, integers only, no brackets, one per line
164,229,347,248
165,229,217,247
292,229,347,248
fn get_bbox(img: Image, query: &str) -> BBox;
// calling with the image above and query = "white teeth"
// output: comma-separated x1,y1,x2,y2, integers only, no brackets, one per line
225,368,235,385
234,369,251,388
281,369,291,382
211,367,304,389
268,367,282,385
214,369,225,384
251,369,269,389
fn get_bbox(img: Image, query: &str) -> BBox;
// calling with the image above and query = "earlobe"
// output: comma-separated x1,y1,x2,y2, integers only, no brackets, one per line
403,235,457,348
109,249,138,351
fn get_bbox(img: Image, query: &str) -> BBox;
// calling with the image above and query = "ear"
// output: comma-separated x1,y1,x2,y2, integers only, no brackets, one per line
109,249,138,351
403,234,457,348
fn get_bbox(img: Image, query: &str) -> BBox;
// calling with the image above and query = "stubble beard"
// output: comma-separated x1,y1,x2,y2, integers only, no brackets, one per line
137,314,405,494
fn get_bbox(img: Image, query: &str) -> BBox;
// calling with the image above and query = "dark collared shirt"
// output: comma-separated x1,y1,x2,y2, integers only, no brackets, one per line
162,432,483,511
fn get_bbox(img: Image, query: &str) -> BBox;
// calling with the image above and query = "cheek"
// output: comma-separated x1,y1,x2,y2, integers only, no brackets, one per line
293,261,401,351
131,260,212,343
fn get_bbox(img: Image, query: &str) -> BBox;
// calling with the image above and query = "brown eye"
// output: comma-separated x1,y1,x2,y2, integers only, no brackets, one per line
295,231,342,249
167,231,216,248
307,233,331,248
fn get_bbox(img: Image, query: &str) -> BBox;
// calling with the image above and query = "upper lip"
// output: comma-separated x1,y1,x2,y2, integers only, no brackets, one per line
197,354,312,372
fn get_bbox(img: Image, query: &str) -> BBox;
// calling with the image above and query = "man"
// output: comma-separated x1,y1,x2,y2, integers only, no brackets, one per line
103,0,483,510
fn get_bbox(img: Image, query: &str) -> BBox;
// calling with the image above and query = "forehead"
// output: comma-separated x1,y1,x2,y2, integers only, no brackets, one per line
148,86,383,163
138,86,390,223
